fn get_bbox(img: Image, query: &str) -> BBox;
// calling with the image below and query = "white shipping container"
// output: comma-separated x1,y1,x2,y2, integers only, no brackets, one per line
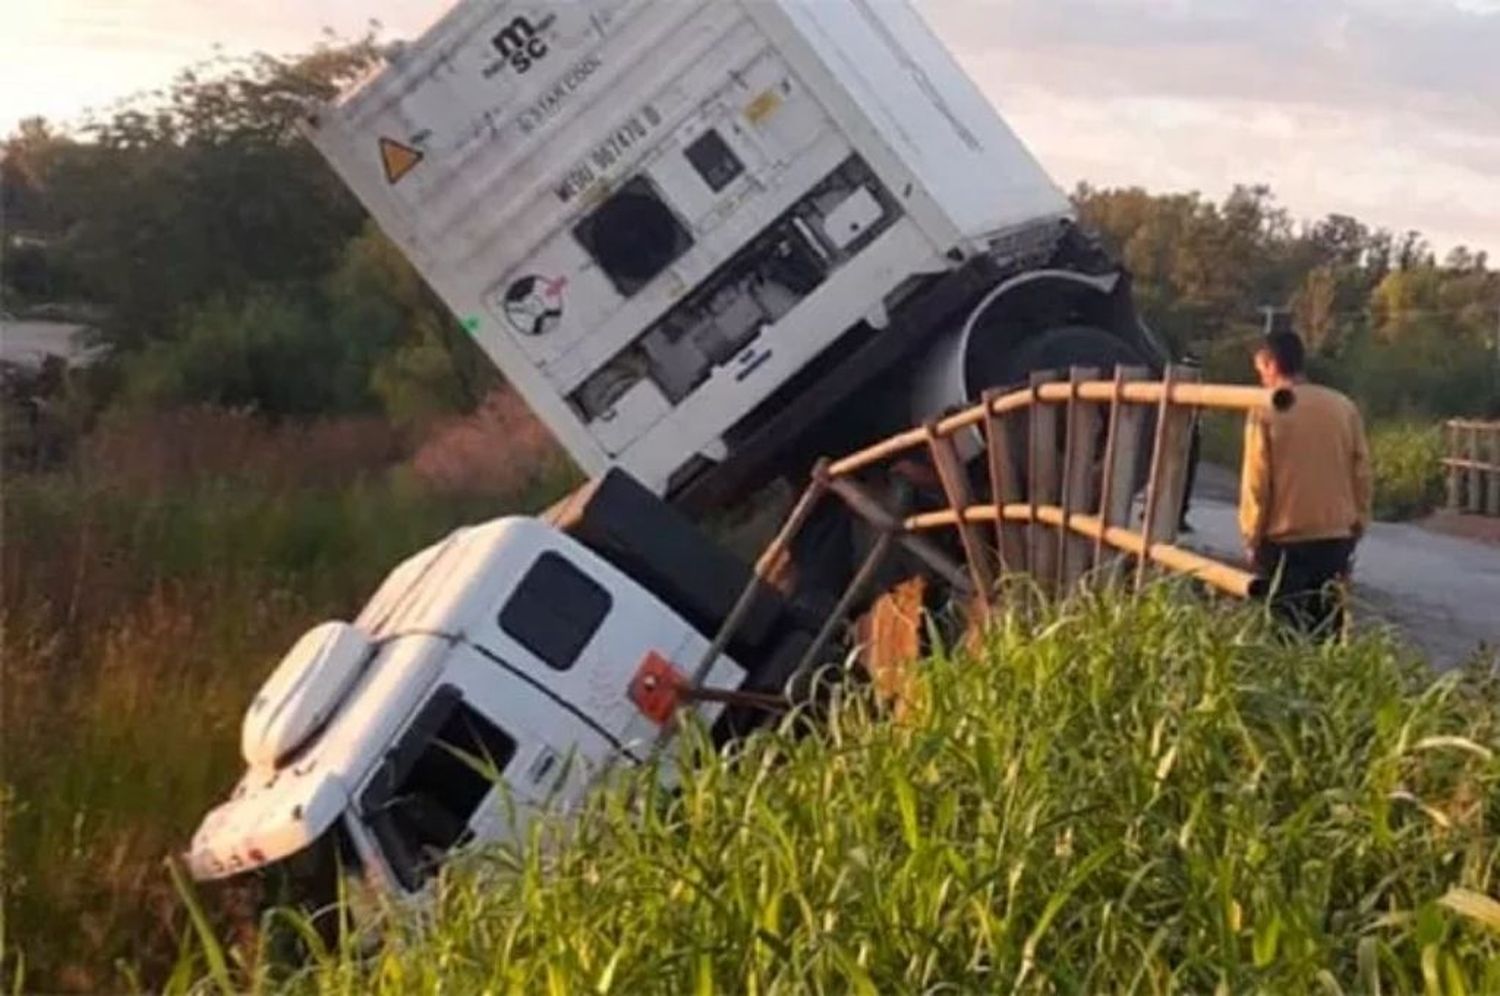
307,0,1069,493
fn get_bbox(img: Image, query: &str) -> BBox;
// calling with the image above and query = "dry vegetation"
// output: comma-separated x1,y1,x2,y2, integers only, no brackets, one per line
1,395,573,992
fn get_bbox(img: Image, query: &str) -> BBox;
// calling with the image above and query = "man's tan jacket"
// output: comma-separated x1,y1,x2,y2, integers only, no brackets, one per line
1239,383,1372,546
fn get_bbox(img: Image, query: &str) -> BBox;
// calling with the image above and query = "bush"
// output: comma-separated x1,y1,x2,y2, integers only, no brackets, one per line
105,225,497,426
1371,423,1445,521
80,406,404,493
116,291,387,416
331,224,496,430
1196,409,1244,468
175,590,1499,994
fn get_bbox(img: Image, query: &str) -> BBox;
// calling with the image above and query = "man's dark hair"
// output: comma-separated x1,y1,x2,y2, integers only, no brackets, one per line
1262,330,1306,376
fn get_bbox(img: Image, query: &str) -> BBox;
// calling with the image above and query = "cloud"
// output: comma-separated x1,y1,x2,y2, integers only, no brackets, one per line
5,0,1494,253
918,0,1500,253
0,0,449,132
922,0,1499,125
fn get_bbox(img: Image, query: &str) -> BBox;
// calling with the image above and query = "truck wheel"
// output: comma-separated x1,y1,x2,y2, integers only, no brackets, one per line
970,323,1148,392
969,324,1155,501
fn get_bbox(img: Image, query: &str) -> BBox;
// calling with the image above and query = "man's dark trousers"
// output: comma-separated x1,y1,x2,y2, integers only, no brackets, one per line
1254,537,1355,638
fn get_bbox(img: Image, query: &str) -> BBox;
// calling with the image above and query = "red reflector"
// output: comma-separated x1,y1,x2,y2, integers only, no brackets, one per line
629,651,686,726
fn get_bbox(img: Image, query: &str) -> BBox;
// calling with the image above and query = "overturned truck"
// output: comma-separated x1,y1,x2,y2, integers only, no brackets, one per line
187,0,1176,908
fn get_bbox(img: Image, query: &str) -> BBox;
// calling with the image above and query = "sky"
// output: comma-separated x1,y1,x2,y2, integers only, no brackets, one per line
3,0,1497,256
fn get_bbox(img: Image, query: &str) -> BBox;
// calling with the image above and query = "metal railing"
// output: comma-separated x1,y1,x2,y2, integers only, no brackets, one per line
690,364,1291,690
1444,419,1500,517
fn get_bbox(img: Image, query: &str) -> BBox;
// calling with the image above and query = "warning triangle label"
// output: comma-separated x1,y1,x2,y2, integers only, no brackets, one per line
378,137,423,185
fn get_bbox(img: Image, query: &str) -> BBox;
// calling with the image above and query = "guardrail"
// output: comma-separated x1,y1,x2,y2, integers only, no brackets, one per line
1444,419,1500,517
689,364,1291,689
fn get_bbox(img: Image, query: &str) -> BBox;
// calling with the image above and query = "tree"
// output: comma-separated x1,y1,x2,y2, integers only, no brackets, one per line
327,224,498,426
1395,230,1432,271
2,118,65,234
2,118,90,303
1,38,508,422
1077,184,1293,349
1370,265,1444,339
1292,265,1340,352
27,41,381,349
1077,183,1498,419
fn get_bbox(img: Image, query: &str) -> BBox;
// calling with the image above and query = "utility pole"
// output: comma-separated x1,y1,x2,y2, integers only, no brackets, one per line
1259,305,1292,337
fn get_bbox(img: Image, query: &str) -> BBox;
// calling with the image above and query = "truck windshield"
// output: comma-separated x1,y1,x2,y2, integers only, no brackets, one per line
359,686,517,890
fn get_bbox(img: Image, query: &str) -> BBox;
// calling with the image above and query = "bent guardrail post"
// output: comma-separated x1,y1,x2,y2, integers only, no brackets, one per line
1026,370,1062,597
981,386,1026,574
790,529,895,686
731,370,1290,711
925,417,995,615
1058,365,1102,592
1094,365,1150,580
688,460,831,692
824,476,973,594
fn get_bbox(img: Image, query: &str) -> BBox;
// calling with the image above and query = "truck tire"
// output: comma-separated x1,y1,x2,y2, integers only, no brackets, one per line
969,323,1148,393
970,324,1156,500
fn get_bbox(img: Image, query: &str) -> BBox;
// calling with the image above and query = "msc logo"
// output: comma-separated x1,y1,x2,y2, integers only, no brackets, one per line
491,14,554,73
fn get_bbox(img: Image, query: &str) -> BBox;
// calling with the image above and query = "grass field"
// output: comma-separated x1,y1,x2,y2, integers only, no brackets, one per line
169,589,1500,995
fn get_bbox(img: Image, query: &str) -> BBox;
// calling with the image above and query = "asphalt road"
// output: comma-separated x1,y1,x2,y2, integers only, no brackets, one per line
1182,466,1500,668
0,318,93,366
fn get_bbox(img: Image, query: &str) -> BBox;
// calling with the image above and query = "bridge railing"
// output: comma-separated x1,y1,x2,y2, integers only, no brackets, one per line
1444,419,1500,517
689,364,1292,690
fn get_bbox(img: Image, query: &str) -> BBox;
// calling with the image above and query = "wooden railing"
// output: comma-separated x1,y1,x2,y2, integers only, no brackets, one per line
1444,419,1500,517
688,365,1292,688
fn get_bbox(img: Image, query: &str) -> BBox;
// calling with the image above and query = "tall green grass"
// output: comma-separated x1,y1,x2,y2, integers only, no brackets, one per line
1,409,574,992
178,590,1499,994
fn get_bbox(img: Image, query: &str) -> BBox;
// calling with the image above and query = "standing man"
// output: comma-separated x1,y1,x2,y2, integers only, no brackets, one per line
1240,330,1372,637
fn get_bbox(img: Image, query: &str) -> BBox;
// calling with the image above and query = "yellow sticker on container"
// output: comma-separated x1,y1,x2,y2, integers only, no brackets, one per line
378,137,423,185
744,89,783,125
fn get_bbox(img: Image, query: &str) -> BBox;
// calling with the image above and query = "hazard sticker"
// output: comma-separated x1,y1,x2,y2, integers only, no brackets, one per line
378,137,424,185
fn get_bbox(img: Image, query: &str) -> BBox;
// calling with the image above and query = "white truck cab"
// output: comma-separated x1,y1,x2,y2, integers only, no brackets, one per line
187,515,744,895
